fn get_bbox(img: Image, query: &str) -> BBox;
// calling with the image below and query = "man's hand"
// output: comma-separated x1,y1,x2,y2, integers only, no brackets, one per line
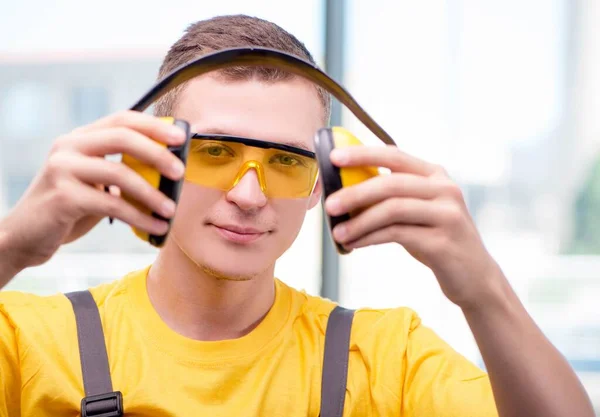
0,111,186,283
324,143,596,417
324,144,500,309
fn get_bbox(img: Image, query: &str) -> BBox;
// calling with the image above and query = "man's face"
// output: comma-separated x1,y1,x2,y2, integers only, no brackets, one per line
169,75,324,280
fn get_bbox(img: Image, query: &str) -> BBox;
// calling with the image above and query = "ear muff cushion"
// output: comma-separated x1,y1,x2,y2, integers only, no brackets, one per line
315,127,381,255
149,119,191,246
121,117,191,247
315,127,352,254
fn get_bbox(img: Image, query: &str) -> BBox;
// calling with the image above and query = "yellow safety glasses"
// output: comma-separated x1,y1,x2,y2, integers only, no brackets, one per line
185,134,319,199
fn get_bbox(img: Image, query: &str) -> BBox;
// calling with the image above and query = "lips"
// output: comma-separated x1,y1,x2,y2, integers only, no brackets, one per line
217,224,264,234
211,223,268,244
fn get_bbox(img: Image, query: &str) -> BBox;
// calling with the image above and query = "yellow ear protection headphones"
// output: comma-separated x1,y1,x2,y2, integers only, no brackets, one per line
115,47,397,254
119,117,191,247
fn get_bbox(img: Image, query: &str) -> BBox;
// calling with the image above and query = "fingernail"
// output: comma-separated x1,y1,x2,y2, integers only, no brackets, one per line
326,197,342,214
330,148,349,164
172,161,185,178
153,219,169,235
333,224,347,240
161,199,176,217
170,127,185,142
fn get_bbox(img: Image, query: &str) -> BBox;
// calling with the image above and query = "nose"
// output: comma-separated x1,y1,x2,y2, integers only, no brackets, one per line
226,169,268,211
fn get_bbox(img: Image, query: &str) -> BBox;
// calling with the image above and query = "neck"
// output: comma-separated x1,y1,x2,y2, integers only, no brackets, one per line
146,237,276,341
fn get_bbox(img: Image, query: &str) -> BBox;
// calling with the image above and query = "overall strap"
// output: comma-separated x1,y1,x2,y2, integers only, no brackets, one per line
66,290,123,417
319,305,355,417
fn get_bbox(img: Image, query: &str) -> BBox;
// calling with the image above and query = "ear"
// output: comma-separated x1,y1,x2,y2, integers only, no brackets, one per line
308,177,322,210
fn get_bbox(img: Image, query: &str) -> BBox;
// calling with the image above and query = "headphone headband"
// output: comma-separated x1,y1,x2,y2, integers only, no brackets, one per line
130,47,396,147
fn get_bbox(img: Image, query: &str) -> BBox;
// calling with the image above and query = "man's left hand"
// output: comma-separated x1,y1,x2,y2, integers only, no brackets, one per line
324,144,504,309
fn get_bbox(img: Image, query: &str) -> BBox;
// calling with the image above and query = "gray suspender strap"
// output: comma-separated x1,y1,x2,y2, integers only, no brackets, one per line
65,290,351,416
319,305,355,417
65,290,123,417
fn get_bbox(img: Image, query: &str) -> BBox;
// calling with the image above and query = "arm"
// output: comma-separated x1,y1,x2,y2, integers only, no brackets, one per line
0,110,186,291
325,144,595,417
0,222,25,289
462,267,594,417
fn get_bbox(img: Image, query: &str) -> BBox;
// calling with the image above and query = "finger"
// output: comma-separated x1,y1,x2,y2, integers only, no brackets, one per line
68,127,185,181
71,180,170,236
72,110,186,146
330,144,438,176
343,224,430,252
331,197,437,244
325,173,438,217
108,185,121,197
67,153,177,219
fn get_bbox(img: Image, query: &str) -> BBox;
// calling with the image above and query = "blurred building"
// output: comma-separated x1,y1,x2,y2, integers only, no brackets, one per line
0,50,165,253
0,48,324,298
1,1,599,411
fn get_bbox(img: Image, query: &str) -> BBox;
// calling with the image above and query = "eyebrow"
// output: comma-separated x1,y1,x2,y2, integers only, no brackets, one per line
196,127,313,152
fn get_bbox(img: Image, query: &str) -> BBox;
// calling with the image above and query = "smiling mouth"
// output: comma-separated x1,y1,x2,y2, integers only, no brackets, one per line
210,224,268,244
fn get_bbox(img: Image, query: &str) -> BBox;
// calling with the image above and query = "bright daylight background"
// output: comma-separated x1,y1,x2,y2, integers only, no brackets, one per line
1,0,599,412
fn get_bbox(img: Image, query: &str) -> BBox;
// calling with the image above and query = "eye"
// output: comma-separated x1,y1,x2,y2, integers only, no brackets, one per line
270,153,305,167
194,142,235,158
207,146,225,156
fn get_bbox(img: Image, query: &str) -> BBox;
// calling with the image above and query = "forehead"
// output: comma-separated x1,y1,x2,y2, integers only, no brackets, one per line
173,75,325,152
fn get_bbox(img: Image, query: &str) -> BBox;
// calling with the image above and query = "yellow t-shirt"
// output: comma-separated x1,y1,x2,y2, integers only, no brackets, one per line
0,266,498,416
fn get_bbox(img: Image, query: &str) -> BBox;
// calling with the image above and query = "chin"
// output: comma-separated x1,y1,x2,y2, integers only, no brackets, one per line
198,248,270,281
181,228,279,281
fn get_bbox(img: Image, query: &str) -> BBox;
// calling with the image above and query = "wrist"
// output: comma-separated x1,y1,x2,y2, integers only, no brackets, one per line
0,219,27,278
459,264,518,317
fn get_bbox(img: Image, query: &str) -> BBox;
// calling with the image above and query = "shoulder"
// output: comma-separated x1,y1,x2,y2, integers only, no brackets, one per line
0,268,142,334
282,279,422,349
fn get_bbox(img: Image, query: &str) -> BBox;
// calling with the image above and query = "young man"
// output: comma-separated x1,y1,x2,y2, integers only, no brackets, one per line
0,14,594,417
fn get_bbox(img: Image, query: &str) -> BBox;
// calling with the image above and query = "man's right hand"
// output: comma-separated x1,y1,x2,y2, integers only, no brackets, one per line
0,111,187,283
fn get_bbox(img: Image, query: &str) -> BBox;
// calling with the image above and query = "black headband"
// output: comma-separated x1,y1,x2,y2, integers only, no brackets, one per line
130,46,397,147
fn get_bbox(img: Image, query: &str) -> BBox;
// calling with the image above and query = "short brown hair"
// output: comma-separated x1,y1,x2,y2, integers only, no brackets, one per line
153,14,331,122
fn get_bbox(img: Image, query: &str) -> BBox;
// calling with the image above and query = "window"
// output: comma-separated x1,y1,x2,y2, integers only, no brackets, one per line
70,86,109,126
2,0,326,297
0,82,53,140
338,0,570,348
5,175,32,207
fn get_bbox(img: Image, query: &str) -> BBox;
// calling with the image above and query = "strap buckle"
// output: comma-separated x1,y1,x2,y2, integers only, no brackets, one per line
81,391,123,417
